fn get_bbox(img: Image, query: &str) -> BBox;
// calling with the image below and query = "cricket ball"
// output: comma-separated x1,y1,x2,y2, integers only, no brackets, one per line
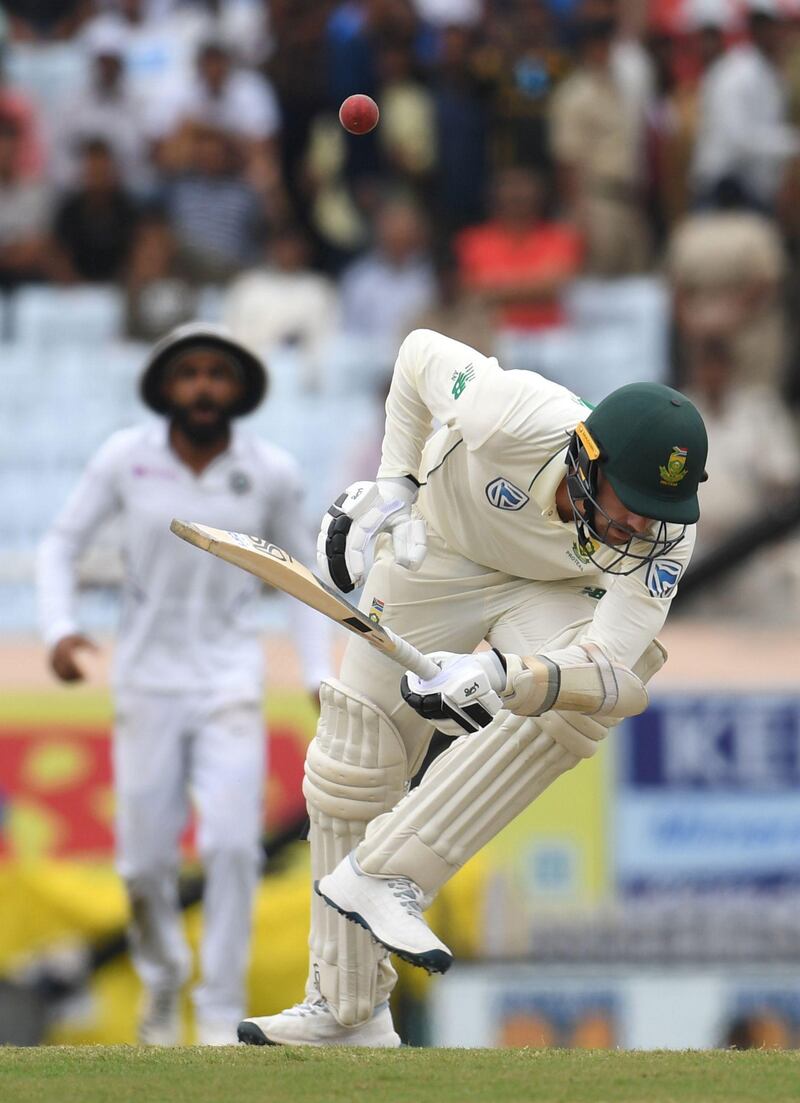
339,94,380,135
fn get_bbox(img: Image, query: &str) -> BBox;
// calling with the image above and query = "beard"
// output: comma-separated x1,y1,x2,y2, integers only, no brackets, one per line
170,398,233,445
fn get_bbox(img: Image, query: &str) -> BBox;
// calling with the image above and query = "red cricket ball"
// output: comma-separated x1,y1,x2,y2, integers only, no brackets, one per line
339,94,380,135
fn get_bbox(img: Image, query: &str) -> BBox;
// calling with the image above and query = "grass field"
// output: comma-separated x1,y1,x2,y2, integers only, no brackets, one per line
2,1046,799,1103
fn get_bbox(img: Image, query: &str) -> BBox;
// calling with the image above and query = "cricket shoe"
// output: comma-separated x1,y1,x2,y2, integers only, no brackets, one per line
138,988,181,1046
316,853,453,975
237,996,401,1047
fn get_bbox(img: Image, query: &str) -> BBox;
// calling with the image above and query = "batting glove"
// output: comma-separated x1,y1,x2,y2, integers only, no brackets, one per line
317,478,427,593
401,650,507,737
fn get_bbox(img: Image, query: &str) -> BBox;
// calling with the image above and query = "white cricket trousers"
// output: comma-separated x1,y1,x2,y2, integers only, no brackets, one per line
112,690,266,1023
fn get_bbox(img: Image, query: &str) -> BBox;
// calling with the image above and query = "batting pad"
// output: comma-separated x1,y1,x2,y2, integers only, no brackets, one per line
355,628,666,897
303,679,408,1026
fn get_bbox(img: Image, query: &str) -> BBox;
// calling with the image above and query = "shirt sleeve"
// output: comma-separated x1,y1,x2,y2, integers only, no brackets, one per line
541,525,696,671
36,434,125,647
266,453,332,689
378,328,522,481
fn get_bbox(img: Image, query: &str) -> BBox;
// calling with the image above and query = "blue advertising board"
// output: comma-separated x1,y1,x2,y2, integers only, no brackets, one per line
615,694,800,894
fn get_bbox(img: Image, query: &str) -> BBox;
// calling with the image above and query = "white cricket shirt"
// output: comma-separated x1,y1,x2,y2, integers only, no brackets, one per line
37,422,329,698
379,329,696,668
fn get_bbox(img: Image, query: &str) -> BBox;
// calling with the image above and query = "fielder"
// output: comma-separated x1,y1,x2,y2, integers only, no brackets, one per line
239,327,707,1048
37,323,328,1045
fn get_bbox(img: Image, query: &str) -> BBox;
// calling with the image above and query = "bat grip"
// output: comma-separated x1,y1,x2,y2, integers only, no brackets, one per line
385,628,440,680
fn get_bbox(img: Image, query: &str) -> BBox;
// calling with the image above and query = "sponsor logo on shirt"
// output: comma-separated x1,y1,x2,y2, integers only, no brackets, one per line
485,477,529,512
581,586,607,600
646,557,683,598
451,363,476,400
131,464,178,480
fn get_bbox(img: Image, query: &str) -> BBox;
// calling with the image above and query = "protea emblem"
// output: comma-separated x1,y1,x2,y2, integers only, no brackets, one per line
659,445,688,486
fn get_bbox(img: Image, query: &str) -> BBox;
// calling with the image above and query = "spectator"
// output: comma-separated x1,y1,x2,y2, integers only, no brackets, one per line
412,0,483,27
455,166,582,333
266,0,332,227
155,39,282,194
325,1,419,188
0,115,51,289
430,25,491,234
223,224,340,392
339,196,436,346
691,1,800,212
51,19,152,195
642,10,726,236
81,1,211,110
550,16,651,275
50,138,142,284
376,35,437,199
0,43,46,179
3,0,90,41
667,177,788,387
680,335,800,624
159,123,267,283
483,0,561,173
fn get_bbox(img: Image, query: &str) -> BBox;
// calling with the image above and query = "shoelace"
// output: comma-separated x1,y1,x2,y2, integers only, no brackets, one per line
387,878,425,919
287,997,329,1018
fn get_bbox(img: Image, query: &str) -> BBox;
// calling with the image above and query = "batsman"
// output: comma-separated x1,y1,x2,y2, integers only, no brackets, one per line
240,328,708,1048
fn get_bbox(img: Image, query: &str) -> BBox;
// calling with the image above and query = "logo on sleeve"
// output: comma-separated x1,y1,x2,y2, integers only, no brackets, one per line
485,477,529,511
451,363,475,399
646,558,683,598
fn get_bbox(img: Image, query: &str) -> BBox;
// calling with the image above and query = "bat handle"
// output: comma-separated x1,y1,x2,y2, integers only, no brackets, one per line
385,628,441,681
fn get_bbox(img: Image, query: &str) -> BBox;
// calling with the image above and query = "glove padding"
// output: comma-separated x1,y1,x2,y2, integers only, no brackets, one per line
317,478,427,593
401,650,507,737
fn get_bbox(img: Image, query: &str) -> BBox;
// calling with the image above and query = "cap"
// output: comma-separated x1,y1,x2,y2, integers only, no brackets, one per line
140,322,268,416
584,382,708,524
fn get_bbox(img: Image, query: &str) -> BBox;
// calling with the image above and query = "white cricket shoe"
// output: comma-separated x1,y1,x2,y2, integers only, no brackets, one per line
316,853,453,975
138,988,181,1046
196,1019,238,1045
237,996,401,1047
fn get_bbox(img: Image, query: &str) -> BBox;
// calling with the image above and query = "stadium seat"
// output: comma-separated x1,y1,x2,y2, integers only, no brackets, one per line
10,286,125,346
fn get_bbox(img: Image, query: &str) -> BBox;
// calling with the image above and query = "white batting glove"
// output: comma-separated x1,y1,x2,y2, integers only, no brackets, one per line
317,478,427,593
400,650,508,737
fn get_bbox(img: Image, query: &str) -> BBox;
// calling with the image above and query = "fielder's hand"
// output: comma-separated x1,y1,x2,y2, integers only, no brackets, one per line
49,633,98,682
317,478,427,593
401,650,507,737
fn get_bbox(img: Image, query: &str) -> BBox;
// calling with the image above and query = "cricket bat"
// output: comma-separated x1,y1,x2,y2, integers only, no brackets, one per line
170,519,440,680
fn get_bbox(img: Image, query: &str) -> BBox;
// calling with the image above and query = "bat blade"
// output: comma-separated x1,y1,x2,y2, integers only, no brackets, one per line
170,519,438,678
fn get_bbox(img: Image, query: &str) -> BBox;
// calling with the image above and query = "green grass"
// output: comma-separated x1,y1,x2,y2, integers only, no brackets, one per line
2,1046,799,1103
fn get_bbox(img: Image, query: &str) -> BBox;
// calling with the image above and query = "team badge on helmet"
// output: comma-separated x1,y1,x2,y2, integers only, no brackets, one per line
659,446,689,487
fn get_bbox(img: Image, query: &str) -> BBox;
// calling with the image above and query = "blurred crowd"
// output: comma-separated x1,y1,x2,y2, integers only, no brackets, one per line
4,0,800,619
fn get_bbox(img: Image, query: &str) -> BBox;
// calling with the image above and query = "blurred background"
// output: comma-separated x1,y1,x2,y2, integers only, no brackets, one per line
2,0,800,1052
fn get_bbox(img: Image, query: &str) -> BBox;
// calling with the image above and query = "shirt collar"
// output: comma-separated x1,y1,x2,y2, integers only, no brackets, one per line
149,418,246,463
529,438,571,523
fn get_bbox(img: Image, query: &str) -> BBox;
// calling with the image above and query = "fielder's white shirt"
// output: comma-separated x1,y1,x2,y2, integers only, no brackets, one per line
37,422,329,699
379,329,696,669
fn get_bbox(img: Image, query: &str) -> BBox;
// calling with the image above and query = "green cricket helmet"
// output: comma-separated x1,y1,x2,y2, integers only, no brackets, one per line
565,382,708,575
